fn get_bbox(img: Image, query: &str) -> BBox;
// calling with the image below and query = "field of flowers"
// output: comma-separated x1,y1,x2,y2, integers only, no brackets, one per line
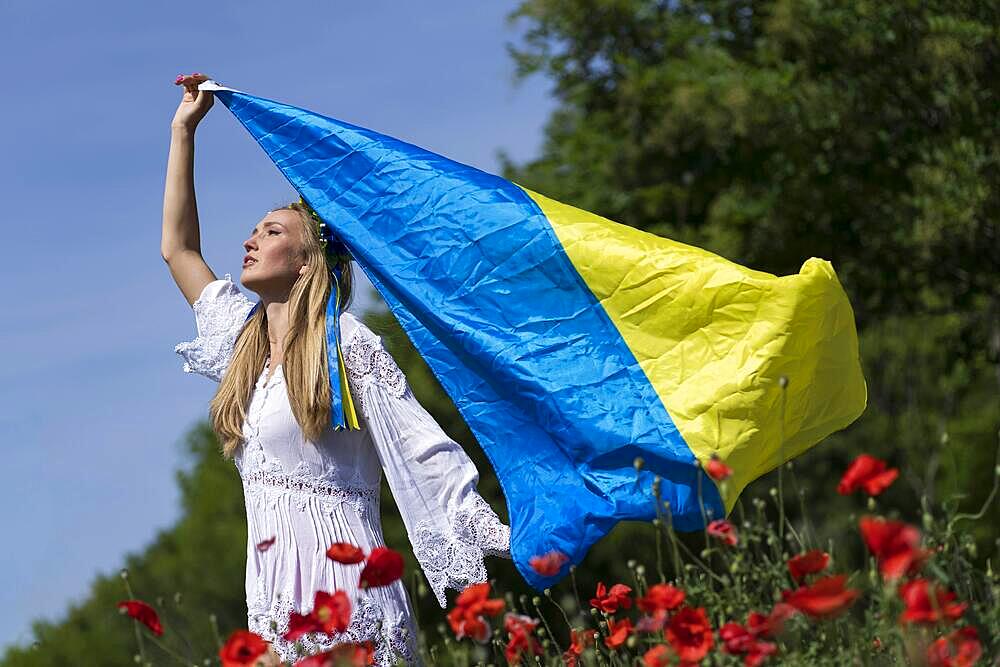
118,446,998,666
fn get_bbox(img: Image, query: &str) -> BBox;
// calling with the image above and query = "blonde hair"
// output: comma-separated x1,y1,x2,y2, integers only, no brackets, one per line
209,201,354,458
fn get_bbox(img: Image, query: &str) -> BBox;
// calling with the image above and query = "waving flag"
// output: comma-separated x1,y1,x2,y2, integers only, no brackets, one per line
200,81,867,591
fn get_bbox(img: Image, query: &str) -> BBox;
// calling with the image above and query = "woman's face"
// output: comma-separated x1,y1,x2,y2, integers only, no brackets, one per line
240,208,309,299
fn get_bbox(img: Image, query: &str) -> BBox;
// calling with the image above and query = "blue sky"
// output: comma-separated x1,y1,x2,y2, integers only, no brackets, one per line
0,1,554,652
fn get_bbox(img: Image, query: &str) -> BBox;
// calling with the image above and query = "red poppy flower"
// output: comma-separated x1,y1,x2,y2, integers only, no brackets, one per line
447,582,504,642
707,519,739,546
589,582,633,613
563,628,594,666
637,583,686,614
604,617,633,649
293,641,374,666
926,626,982,667
706,455,733,482
747,603,796,638
284,609,323,642
117,600,163,636
859,516,929,581
899,579,967,625
665,606,714,663
503,613,542,665
358,547,404,588
219,629,268,667
787,550,830,582
837,454,898,496
327,542,366,565
721,621,779,665
455,582,506,617
643,644,672,667
529,550,569,577
745,640,778,667
256,536,276,552
312,590,352,634
782,575,859,618
721,622,754,654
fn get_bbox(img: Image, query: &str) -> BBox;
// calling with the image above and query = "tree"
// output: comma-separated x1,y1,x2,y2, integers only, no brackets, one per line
502,0,999,548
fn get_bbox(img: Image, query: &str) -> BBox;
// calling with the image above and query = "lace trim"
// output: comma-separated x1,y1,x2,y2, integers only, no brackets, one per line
242,467,379,514
412,495,512,607
237,435,380,514
248,590,417,666
174,274,254,382
345,330,408,414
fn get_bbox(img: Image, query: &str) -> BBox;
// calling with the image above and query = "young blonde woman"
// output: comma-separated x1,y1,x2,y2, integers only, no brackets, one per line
162,73,511,666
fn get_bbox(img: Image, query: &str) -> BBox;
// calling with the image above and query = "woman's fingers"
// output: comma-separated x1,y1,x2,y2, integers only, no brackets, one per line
174,72,211,86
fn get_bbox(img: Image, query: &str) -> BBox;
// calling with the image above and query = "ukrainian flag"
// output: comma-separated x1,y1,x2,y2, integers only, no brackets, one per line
203,82,867,590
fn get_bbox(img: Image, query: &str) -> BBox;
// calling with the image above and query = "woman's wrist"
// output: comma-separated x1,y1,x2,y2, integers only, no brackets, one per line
170,123,197,137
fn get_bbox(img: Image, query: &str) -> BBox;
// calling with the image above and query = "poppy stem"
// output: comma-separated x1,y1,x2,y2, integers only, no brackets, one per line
530,597,557,653
207,612,223,651
662,502,684,586
542,588,573,635
652,479,667,584
569,565,582,618
141,633,195,666
119,573,147,663
945,435,1000,537
778,377,788,545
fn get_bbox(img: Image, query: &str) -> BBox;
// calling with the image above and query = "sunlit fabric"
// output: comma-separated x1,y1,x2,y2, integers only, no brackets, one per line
201,81,867,591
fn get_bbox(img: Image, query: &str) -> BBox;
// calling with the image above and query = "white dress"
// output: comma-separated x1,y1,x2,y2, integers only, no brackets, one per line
174,274,511,665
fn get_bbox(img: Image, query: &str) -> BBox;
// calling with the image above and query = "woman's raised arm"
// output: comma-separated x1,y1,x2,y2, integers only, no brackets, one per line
162,72,217,306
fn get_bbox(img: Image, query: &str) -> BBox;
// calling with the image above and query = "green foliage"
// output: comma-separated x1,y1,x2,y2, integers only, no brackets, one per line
503,0,1000,552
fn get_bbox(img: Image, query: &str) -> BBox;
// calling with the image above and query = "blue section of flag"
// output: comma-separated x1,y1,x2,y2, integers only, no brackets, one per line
214,89,723,590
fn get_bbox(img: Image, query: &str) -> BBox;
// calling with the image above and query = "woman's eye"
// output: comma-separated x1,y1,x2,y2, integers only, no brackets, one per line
268,230,280,235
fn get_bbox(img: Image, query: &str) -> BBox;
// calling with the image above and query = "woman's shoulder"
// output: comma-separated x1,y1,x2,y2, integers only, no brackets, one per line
339,310,377,348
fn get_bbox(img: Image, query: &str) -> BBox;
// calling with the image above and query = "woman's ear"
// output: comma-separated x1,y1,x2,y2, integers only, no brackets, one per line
299,264,308,276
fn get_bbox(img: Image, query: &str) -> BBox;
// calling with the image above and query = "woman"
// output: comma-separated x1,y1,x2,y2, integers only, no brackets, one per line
162,73,511,666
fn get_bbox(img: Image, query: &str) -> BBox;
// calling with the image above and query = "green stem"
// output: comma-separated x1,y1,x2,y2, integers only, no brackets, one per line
120,574,147,663
945,436,1000,537
141,633,193,666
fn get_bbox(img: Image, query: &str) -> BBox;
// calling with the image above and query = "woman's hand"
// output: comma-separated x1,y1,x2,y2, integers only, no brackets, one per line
171,72,214,131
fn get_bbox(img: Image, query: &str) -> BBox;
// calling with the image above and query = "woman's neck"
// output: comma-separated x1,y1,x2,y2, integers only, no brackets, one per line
263,298,291,364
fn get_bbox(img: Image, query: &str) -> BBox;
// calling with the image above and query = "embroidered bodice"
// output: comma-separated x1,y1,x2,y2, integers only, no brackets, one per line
175,274,511,665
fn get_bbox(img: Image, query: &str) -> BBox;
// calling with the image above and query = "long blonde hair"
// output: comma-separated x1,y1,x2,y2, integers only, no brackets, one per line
210,201,354,458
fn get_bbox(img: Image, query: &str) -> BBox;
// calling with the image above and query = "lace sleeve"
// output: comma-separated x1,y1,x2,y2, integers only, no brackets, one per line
342,316,511,608
174,273,255,382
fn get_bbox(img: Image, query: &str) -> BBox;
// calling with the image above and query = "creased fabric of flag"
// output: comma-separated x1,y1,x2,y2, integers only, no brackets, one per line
199,81,867,591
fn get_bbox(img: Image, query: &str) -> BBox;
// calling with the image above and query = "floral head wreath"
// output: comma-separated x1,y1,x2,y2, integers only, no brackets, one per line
296,196,350,263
